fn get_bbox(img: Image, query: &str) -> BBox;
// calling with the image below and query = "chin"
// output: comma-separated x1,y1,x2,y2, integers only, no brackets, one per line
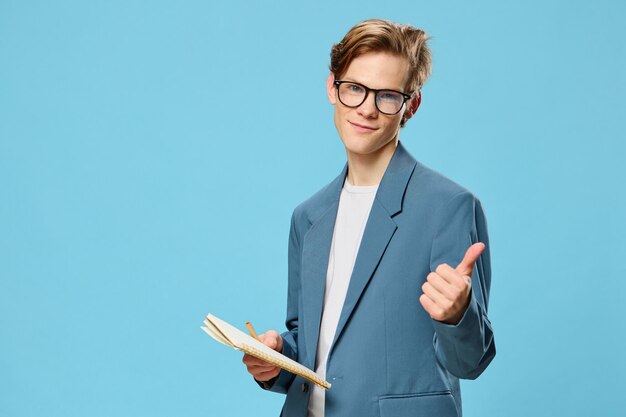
343,135,395,156
345,143,387,158
341,136,375,155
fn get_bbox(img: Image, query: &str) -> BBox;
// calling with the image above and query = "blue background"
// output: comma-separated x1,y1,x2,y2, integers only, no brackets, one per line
1,1,625,416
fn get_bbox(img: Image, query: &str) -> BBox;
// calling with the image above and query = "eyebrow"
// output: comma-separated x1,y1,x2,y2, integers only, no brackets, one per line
341,78,407,93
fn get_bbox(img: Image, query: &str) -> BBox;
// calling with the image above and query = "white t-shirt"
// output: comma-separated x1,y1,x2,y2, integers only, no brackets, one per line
307,179,379,417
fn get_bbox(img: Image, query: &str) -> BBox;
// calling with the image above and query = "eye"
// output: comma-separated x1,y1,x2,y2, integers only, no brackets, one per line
346,83,365,94
378,91,402,103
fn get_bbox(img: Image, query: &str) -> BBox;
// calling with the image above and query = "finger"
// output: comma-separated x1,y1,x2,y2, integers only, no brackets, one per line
258,333,276,349
254,368,281,381
435,263,471,291
258,330,282,352
422,281,450,310
433,263,466,289
243,355,279,375
247,363,279,374
455,242,485,277
426,271,460,300
419,294,444,321
243,351,280,367
243,354,272,367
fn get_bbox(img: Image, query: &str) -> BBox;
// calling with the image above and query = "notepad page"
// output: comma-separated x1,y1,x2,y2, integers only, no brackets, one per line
201,319,232,347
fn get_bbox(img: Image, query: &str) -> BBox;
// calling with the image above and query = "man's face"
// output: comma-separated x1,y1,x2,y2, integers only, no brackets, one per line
326,52,411,158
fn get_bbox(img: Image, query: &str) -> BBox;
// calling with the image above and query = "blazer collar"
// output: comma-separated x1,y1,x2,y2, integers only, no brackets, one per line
310,140,417,218
374,141,417,217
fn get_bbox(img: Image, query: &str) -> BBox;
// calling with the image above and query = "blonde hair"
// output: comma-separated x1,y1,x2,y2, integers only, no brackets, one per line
330,19,432,93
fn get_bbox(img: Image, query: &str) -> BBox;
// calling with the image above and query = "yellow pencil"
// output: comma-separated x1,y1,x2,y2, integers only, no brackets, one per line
245,321,260,341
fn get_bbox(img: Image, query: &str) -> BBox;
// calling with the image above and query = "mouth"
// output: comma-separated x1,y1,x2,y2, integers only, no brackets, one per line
348,121,378,132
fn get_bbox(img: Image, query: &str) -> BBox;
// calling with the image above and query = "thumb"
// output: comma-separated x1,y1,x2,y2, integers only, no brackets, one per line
259,331,283,352
455,242,485,277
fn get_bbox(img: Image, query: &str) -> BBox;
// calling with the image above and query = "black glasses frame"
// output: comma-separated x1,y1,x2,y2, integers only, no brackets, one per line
333,80,412,115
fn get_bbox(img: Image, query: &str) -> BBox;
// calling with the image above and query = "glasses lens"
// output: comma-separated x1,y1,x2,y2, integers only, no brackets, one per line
376,91,404,115
338,83,366,107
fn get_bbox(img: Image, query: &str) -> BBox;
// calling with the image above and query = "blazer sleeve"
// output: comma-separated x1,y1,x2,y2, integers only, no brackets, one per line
428,191,496,380
260,210,301,393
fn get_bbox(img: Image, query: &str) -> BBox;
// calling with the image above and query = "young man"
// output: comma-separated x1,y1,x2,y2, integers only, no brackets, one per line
243,19,495,417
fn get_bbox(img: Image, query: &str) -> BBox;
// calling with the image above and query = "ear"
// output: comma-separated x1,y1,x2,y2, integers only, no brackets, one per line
326,73,337,105
403,91,421,124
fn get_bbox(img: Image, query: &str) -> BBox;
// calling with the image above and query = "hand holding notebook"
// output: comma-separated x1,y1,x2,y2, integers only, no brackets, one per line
242,327,283,382
201,313,331,390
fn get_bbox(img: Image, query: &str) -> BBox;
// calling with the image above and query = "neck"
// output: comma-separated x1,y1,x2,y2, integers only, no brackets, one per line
345,139,398,186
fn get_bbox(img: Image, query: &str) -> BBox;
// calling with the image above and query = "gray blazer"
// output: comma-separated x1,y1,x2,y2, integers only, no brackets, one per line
267,142,495,417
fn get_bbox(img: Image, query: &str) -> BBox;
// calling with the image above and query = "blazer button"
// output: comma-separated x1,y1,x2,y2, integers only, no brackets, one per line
301,382,309,393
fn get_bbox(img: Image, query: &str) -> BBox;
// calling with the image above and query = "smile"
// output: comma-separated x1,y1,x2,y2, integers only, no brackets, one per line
349,121,378,132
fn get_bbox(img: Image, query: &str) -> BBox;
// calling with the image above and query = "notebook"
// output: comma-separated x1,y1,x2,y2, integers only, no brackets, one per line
201,313,331,390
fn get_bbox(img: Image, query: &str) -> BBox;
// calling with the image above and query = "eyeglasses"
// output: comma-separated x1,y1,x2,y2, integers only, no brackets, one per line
334,80,412,115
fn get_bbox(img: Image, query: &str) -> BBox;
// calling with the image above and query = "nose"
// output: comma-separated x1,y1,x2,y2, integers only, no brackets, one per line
357,92,378,118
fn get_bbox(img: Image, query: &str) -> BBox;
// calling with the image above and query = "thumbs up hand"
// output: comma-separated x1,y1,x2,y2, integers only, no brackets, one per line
419,242,485,325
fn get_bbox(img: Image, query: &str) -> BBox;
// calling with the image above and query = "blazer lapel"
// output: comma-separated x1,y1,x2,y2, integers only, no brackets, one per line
300,165,346,369
329,142,417,356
